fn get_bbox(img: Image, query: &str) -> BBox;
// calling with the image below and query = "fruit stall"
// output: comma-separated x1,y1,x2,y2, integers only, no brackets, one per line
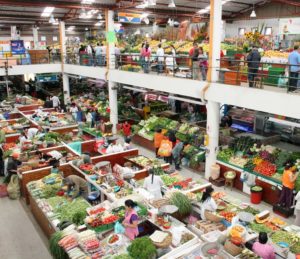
215,136,300,205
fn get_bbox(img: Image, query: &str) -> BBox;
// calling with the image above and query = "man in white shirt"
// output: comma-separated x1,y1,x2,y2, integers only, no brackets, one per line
143,169,164,199
100,43,107,66
51,95,60,109
94,43,102,66
156,44,164,74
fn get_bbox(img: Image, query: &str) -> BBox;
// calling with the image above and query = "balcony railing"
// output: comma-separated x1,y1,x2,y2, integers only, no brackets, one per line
217,59,300,93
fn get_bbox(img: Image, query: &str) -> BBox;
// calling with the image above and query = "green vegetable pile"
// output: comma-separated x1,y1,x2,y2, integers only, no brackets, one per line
230,136,257,154
161,175,178,186
242,206,259,215
190,151,205,168
217,148,234,162
49,231,68,259
42,183,62,199
244,159,255,171
249,222,272,233
113,254,132,259
127,237,156,259
170,192,192,216
271,231,300,254
55,198,90,225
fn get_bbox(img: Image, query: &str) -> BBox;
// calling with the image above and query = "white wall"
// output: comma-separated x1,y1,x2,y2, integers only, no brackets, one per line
225,18,280,38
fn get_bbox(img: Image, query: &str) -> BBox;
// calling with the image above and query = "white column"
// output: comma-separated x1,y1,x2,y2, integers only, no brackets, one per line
108,81,118,134
62,73,70,105
33,27,39,50
59,21,66,63
208,0,222,82
205,100,220,179
106,10,115,68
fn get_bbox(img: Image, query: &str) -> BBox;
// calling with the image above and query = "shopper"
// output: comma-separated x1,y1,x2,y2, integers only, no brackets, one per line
247,46,261,88
189,42,200,80
19,132,28,146
278,161,299,208
295,191,300,226
5,153,21,183
142,43,151,73
154,128,164,157
85,109,93,128
49,159,60,174
143,168,164,199
156,43,164,74
172,141,187,170
288,45,300,91
123,137,132,151
94,43,102,66
252,232,275,259
199,186,217,220
26,127,40,140
86,44,94,66
63,175,88,200
199,47,208,81
122,121,131,139
122,199,139,240
51,95,60,109
70,103,79,121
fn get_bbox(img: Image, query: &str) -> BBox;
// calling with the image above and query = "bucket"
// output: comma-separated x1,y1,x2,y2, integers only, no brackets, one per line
250,186,263,204
210,164,220,180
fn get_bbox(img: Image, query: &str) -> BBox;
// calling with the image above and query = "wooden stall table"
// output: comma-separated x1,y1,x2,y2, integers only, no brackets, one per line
132,134,156,152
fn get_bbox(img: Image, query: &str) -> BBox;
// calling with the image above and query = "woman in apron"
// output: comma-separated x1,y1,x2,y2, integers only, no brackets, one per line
122,199,139,240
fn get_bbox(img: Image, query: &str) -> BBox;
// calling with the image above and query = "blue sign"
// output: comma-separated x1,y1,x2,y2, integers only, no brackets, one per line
11,40,25,54
36,74,58,82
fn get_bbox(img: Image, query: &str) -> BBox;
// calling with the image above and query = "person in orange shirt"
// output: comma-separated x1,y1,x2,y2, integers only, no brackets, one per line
154,128,164,157
279,161,299,208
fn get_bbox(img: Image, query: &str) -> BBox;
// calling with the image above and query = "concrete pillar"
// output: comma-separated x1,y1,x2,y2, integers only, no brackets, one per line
59,21,66,64
11,26,19,40
62,73,70,105
204,0,222,179
33,27,39,50
106,10,115,69
207,0,222,83
205,100,220,179
108,81,118,134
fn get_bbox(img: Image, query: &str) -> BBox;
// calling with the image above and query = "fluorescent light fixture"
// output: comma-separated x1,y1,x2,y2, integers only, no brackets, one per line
222,0,231,4
49,15,55,23
148,0,156,6
95,21,103,26
52,19,59,25
67,26,75,31
136,0,149,9
168,0,176,8
143,18,150,24
97,14,103,20
79,10,93,19
81,0,95,4
85,27,88,31
41,7,55,17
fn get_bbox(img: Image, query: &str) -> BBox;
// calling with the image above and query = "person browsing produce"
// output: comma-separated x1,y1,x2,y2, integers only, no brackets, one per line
154,128,164,157
199,186,217,220
63,175,88,200
122,199,139,240
278,161,299,208
143,168,164,199
172,141,187,170
252,232,275,259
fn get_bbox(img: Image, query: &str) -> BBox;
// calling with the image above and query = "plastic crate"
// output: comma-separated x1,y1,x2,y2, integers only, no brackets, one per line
86,222,115,233
201,229,222,243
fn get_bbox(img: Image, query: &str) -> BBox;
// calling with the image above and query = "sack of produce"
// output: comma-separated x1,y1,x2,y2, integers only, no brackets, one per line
210,164,220,180
7,175,20,199
158,140,172,157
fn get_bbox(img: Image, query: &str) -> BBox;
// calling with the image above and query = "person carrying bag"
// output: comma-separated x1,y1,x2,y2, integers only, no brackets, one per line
7,175,20,199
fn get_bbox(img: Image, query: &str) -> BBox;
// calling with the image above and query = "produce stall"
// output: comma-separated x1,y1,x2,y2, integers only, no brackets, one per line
215,136,300,205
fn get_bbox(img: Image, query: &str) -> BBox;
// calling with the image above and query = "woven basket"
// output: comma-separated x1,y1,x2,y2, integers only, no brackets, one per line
152,231,172,248
204,210,222,223
224,239,243,256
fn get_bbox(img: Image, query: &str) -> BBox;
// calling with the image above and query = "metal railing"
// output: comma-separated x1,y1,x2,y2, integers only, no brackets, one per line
0,52,61,66
217,58,300,93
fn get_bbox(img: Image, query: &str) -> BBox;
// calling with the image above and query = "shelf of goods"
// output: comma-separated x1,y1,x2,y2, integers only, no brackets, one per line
216,137,300,205
187,190,300,259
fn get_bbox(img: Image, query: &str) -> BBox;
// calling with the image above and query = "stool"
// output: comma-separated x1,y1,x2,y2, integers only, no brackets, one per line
224,171,236,191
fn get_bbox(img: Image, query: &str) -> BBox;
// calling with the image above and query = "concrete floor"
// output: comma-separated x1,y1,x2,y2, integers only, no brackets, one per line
0,197,52,259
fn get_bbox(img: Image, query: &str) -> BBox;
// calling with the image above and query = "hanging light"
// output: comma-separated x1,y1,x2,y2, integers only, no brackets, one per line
97,14,103,20
49,14,55,24
144,18,150,24
168,0,176,8
250,4,256,18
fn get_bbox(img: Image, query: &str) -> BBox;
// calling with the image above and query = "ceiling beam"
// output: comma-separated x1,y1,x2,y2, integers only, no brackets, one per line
0,0,112,10
272,0,300,6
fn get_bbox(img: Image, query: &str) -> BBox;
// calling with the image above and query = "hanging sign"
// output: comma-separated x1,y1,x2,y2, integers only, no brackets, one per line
118,12,142,24
11,40,25,54
36,73,58,82
157,95,169,103
279,18,300,35
0,41,11,56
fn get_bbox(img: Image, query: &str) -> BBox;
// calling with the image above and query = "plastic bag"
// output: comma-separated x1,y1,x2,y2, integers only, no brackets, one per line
240,172,248,183
7,175,20,200
114,221,125,234
157,140,172,157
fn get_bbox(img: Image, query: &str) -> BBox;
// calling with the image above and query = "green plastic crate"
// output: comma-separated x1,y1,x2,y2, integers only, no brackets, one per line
263,67,285,86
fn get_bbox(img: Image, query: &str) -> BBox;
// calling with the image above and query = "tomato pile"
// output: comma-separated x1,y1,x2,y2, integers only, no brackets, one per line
79,164,94,174
3,143,16,151
254,160,277,177
219,211,236,222
88,207,106,216
89,214,119,228
108,234,119,244
172,178,192,189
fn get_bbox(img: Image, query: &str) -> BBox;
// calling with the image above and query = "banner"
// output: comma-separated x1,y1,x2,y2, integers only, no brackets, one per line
0,41,11,56
11,40,25,54
118,12,142,24
36,74,58,82
279,18,300,35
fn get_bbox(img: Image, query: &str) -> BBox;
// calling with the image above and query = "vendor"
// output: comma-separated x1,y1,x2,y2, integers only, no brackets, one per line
123,137,132,151
26,126,40,140
35,151,52,161
115,162,135,179
252,232,275,259
122,199,139,240
143,168,164,199
295,191,300,226
49,159,60,174
199,186,217,220
5,153,21,183
279,161,299,208
19,132,28,146
63,175,88,200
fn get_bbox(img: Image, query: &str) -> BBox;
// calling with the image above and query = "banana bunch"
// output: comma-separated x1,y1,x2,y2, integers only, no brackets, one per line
291,234,300,243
